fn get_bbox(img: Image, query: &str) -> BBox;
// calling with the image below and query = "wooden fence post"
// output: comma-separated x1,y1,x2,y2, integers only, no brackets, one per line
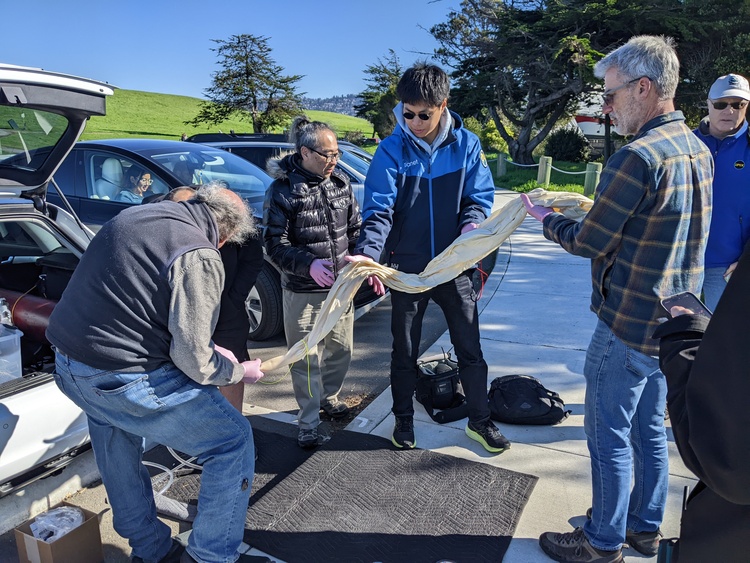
537,156,552,188
496,153,507,177
584,162,602,197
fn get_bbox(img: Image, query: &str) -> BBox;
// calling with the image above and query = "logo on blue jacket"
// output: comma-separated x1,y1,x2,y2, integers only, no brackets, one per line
736,160,745,170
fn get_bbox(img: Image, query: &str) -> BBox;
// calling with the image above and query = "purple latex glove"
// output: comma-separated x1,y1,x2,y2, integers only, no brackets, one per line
310,258,335,288
520,193,554,222
345,254,386,296
460,222,479,235
241,359,264,383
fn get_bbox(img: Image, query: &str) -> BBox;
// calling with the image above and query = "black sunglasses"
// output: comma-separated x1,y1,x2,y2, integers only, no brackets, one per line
403,110,433,121
602,77,647,106
710,100,748,110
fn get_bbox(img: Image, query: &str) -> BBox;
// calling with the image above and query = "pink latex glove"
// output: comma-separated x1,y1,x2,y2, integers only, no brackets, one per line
241,359,264,383
345,254,386,296
310,258,335,288
460,222,479,235
214,344,238,363
520,193,554,222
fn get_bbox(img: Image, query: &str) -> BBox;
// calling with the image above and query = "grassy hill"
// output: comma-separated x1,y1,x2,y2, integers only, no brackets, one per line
81,89,373,141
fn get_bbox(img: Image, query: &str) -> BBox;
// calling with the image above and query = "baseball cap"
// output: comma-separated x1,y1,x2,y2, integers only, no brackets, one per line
708,74,750,100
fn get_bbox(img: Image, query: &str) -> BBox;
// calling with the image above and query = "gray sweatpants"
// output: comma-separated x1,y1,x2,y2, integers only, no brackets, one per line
283,289,353,429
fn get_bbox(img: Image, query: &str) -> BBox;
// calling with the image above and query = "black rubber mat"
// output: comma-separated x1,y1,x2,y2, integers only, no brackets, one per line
244,429,537,563
146,416,316,512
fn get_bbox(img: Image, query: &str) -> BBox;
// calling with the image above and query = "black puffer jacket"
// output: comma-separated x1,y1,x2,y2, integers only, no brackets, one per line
264,153,361,293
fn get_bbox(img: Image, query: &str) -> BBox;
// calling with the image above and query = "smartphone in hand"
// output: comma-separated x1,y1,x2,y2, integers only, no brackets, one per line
660,291,712,318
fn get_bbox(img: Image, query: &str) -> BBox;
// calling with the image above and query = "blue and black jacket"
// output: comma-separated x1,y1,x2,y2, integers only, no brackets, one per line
694,118,750,268
355,108,494,274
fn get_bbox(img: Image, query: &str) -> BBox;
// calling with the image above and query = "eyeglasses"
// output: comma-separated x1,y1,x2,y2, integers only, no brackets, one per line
306,146,342,163
403,110,434,121
710,100,748,110
137,177,153,185
602,76,648,106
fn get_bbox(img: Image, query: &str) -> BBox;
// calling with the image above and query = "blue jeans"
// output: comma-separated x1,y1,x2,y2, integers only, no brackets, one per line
702,266,727,312
54,352,254,563
582,320,668,551
390,272,490,423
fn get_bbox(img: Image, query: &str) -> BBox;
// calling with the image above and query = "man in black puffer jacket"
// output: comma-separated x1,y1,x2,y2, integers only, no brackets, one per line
264,116,361,448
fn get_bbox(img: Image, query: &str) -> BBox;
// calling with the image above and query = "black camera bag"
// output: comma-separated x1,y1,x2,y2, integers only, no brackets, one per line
415,354,469,423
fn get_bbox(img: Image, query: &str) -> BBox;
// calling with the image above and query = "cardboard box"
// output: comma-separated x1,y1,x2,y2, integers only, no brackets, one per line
14,501,103,563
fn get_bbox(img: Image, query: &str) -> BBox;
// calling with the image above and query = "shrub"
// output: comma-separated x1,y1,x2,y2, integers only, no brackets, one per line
544,127,591,162
463,116,508,154
343,130,365,145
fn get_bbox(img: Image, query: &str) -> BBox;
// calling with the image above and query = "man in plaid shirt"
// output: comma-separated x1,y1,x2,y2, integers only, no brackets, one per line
523,36,713,563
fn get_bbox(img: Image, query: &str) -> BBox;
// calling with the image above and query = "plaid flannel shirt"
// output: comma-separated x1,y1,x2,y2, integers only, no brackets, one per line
543,111,713,356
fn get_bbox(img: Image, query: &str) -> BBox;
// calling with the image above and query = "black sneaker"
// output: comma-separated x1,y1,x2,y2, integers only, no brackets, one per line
465,419,510,453
391,416,416,449
297,427,331,449
133,538,184,563
321,400,350,419
585,507,662,556
539,528,623,562
625,529,662,556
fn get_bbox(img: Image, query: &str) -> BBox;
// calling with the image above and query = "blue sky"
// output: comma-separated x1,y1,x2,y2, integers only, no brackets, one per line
7,0,462,99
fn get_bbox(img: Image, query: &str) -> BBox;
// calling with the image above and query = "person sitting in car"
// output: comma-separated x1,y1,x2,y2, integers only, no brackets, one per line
115,166,153,203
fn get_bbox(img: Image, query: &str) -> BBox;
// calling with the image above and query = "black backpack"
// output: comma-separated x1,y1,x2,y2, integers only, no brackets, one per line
415,354,469,424
488,374,570,425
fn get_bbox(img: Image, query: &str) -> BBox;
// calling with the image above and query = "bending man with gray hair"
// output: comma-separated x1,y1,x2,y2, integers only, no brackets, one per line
523,35,713,562
47,185,264,563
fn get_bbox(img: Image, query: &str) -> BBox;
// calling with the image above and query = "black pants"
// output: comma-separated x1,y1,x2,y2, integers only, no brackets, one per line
390,272,490,423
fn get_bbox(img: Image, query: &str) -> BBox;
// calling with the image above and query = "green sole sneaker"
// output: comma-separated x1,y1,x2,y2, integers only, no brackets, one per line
465,422,510,453
391,435,416,449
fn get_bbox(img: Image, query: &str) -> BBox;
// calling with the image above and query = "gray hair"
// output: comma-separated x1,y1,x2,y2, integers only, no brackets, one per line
193,182,257,244
594,35,680,100
287,115,335,153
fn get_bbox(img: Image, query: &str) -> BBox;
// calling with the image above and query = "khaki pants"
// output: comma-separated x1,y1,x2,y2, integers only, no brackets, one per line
283,289,353,429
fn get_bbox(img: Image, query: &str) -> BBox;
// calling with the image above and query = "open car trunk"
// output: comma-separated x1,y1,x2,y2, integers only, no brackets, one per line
0,63,112,494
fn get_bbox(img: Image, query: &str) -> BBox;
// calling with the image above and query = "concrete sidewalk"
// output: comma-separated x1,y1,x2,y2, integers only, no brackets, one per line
350,189,695,562
0,188,695,562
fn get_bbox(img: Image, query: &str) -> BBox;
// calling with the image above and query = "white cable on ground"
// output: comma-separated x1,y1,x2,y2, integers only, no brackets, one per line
143,449,202,497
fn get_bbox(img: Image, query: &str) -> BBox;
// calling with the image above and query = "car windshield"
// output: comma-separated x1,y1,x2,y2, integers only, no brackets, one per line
0,107,68,174
134,145,271,206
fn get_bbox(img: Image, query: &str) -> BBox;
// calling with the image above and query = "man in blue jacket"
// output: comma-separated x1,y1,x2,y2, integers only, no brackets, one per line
347,63,509,454
693,73,750,311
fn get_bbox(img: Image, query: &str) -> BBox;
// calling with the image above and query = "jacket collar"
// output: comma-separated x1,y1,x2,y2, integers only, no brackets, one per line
632,111,686,141
266,153,347,192
696,116,748,143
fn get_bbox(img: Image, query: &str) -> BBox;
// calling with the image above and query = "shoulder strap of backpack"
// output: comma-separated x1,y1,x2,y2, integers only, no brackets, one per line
421,392,470,424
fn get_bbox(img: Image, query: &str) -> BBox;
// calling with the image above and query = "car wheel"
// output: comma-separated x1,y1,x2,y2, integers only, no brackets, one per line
246,263,283,341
